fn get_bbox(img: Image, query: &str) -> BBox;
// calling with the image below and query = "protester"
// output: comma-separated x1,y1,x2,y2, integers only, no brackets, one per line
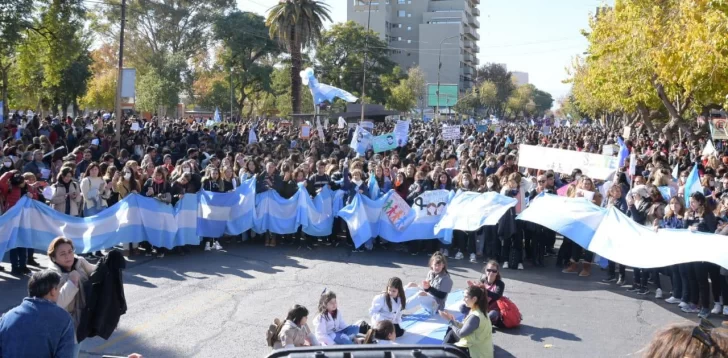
405,252,453,314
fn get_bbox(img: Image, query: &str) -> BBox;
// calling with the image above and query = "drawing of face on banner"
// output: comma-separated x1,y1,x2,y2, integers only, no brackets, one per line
413,190,450,221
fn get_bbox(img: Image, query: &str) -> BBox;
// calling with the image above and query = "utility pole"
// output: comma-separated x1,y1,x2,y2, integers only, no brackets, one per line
436,35,460,124
230,68,234,121
114,0,126,145
359,0,373,124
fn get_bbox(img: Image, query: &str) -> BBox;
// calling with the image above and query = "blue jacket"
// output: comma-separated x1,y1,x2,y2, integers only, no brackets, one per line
0,297,75,358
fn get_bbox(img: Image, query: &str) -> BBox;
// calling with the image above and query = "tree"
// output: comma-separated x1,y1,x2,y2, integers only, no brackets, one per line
474,63,515,119
14,0,89,115
81,44,118,111
266,0,332,115
270,65,313,118
315,21,398,106
569,0,728,135
0,0,34,117
387,79,416,114
532,89,554,116
406,66,427,119
214,11,280,117
453,88,479,117
506,84,536,119
477,81,498,116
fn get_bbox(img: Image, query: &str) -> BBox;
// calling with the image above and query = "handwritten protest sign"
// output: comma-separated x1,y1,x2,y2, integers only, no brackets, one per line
394,120,410,146
441,125,461,140
300,125,311,139
518,144,619,180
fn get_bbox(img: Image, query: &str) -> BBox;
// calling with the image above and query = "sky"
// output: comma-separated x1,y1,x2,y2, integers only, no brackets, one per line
238,0,609,103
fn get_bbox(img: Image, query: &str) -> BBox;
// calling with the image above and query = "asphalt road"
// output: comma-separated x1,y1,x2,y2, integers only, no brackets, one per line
0,240,719,358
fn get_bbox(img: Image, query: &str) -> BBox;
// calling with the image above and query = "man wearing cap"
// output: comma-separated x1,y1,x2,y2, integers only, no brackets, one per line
88,138,102,161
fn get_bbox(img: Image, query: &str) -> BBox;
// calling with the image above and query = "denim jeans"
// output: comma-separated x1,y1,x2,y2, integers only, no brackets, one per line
332,324,361,345
9,248,27,270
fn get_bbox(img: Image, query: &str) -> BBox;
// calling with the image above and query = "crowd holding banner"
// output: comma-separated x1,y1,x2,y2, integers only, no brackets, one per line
4,102,728,335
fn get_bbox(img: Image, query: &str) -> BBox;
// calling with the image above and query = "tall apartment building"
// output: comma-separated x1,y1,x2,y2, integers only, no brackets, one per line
348,0,480,104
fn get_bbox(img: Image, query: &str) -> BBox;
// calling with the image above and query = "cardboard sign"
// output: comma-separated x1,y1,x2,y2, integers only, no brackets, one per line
383,193,411,231
622,126,632,139
441,125,461,141
300,125,311,139
372,132,398,153
394,120,410,146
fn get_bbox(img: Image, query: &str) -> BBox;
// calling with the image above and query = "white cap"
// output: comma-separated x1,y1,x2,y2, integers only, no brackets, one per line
91,139,99,146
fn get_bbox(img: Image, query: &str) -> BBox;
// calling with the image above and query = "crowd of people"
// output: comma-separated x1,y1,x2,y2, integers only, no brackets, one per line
2,110,728,356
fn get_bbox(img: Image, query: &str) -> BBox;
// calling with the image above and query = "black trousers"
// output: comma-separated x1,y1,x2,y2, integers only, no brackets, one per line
444,327,471,356
482,226,501,262
394,323,405,337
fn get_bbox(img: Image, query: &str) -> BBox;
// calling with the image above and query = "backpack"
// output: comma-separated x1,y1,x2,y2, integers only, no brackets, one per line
266,318,282,347
496,296,522,328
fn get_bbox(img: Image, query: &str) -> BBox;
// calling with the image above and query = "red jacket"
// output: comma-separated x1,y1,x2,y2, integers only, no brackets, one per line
0,171,23,211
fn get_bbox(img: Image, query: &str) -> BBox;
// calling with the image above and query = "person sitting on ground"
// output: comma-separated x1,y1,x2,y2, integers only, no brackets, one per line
368,277,407,337
313,290,361,345
270,304,319,349
405,251,453,314
439,285,494,358
463,261,505,326
362,320,398,345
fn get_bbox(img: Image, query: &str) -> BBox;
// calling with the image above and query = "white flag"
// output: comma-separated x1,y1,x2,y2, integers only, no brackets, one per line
338,116,346,129
316,117,325,139
702,139,717,157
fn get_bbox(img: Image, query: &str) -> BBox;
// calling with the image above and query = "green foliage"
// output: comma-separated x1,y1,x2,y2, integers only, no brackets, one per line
474,63,515,118
387,79,416,113
267,0,332,114
136,67,179,113
214,11,280,117
315,21,398,105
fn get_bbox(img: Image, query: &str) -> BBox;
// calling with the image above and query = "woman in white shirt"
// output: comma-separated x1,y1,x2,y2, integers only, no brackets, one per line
368,277,407,337
80,162,111,217
314,291,360,345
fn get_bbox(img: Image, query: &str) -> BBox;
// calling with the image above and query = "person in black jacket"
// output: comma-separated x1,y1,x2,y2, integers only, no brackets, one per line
526,174,556,267
626,185,652,294
686,192,720,319
77,250,127,342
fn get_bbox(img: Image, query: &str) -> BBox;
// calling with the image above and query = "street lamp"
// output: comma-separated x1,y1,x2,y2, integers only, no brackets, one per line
436,35,461,123
360,0,374,123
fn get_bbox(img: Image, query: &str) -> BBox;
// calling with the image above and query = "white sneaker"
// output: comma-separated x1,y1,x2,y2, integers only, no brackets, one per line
664,296,681,304
454,251,464,260
517,263,524,270
654,288,663,299
678,301,689,309
204,242,212,251
469,253,477,263
502,262,509,269
723,306,728,316
213,241,223,250
711,303,723,315
442,249,449,257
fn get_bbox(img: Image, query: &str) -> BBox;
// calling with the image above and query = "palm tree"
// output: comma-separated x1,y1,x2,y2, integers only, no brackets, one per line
266,0,332,115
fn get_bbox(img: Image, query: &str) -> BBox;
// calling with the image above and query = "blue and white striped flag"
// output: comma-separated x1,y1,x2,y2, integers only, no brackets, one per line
683,164,703,207
214,107,221,122
616,137,629,168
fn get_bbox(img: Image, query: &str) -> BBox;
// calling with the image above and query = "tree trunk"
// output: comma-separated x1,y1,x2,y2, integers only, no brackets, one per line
1,66,7,124
290,29,302,115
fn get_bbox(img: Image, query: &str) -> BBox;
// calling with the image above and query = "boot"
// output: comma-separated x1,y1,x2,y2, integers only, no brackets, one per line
579,262,592,277
264,237,271,247
562,261,579,274
269,236,277,247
